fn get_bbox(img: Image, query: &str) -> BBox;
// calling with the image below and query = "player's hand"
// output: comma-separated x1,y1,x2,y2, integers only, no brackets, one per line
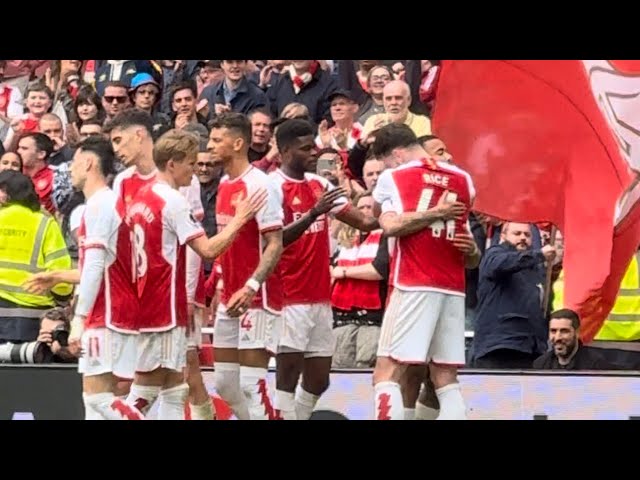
68,315,84,357
235,188,268,224
452,232,478,256
310,187,347,218
23,272,59,295
435,190,466,221
226,286,256,318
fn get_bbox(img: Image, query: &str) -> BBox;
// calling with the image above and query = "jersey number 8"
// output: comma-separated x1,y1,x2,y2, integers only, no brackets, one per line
131,224,148,280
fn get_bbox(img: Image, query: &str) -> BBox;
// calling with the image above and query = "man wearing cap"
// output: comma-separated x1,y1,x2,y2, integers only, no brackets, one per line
129,73,172,138
316,89,363,152
199,60,269,122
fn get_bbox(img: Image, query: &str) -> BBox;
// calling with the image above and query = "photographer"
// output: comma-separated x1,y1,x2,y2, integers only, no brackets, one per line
0,307,80,364
36,307,78,363
0,308,78,364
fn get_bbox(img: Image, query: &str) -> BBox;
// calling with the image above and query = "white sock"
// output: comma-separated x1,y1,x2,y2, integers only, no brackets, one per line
126,384,161,416
85,392,144,420
83,394,103,420
158,383,189,420
214,362,249,420
189,399,215,420
374,381,404,420
404,408,415,420
274,390,297,420
295,387,319,420
435,383,467,420
415,402,440,420
240,366,272,420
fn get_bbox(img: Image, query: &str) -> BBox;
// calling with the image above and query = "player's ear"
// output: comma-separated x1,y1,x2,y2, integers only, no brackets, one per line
233,136,244,152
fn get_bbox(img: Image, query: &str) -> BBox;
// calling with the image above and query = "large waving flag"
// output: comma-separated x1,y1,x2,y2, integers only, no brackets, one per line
432,60,640,342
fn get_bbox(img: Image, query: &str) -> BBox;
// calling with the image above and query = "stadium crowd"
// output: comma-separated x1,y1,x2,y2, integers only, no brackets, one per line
0,59,629,420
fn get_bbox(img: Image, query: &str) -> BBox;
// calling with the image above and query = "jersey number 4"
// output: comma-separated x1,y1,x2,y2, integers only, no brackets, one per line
240,314,253,331
417,188,457,240
131,224,148,281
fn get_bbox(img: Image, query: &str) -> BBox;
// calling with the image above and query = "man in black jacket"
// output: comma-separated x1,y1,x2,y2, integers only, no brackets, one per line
533,309,612,370
472,222,556,369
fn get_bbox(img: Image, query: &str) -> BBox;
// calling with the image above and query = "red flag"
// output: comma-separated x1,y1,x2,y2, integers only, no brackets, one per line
432,60,640,342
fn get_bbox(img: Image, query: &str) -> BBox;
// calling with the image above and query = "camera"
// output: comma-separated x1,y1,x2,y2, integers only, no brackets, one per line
51,324,69,347
0,341,49,364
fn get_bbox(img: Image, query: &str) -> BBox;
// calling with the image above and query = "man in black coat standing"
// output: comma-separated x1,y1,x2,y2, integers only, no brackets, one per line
472,222,556,369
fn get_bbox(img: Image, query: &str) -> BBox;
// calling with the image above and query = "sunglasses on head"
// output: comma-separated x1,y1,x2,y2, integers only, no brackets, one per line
104,96,128,104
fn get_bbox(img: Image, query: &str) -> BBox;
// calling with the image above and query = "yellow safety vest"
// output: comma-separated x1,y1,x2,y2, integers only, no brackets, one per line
0,204,73,307
553,252,640,341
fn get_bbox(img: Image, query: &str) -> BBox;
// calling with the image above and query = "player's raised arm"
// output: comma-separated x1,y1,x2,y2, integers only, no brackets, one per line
283,187,346,247
189,188,267,261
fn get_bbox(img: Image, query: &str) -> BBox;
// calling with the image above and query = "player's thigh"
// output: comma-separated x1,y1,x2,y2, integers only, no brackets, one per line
136,327,187,374
377,289,444,364
237,308,282,356
428,294,466,368
79,328,136,384
304,303,336,359
279,304,315,353
187,306,204,351
213,303,239,350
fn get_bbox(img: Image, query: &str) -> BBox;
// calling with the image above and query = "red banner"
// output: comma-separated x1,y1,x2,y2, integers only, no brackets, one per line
432,60,640,341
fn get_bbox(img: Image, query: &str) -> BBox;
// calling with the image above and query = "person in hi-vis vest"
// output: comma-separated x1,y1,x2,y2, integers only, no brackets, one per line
553,251,640,343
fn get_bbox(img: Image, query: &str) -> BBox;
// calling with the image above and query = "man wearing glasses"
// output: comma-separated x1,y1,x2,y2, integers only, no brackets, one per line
101,82,131,123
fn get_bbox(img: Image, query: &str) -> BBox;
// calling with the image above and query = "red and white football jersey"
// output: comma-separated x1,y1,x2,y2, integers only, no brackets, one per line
373,160,475,295
271,169,349,305
77,188,138,333
112,166,157,208
216,165,283,314
127,181,205,332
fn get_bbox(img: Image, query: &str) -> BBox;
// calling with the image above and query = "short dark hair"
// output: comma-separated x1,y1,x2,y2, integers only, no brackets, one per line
80,118,104,129
77,136,116,177
417,134,440,145
103,108,154,137
41,307,70,330
171,81,197,103
371,123,419,159
21,132,54,160
0,170,41,211
208,112,251,146
275,118,315,152
550,309,580,330
248,107,272,123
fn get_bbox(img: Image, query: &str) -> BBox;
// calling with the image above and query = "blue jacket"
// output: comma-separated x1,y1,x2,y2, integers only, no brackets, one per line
472,243,549,361
200,77,269,122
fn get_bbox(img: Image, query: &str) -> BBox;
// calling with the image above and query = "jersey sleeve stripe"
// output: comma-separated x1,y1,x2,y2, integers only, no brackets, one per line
260,223,283,233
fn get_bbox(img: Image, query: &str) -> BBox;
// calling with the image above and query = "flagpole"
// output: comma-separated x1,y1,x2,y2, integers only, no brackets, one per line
542,225,558,317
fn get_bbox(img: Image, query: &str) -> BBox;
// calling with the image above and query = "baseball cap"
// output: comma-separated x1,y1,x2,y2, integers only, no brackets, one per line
328,89,355,103
130,73,160,92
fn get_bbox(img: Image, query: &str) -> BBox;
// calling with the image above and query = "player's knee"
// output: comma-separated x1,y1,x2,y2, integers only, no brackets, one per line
429,363,458,389
213,362,242,401
373,356,402,385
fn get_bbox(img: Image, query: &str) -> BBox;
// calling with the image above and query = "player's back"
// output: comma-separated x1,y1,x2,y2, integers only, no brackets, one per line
271,170,346,305
77,188,138,333
216,166,283,313
127,182,200,332
384,160,474,295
